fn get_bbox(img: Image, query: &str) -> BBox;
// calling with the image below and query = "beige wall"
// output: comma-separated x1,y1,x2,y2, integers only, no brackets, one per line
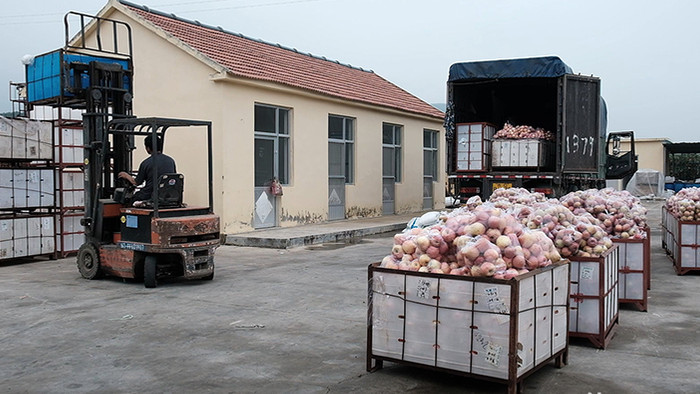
212,78,445,232
619,138,668,174
94,6,445,234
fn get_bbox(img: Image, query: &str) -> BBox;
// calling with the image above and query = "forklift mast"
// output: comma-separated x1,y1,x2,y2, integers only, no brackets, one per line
60,12,135,241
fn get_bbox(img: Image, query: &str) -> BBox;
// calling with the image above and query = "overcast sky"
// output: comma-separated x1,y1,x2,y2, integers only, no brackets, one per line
1,0,698,142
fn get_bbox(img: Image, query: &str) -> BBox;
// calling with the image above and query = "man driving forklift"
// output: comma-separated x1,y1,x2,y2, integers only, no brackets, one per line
118,135,176,206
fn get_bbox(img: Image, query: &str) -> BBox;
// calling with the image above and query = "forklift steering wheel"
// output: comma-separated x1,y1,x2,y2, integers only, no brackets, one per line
117,177,136,192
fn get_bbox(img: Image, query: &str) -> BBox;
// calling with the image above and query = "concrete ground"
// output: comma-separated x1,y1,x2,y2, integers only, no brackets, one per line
1,200,699,393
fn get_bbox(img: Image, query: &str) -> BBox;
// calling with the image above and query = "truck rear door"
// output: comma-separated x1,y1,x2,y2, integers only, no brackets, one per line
561,74,601,173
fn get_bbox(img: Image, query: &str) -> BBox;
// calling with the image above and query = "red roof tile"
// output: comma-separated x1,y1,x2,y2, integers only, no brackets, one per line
119,2,444,119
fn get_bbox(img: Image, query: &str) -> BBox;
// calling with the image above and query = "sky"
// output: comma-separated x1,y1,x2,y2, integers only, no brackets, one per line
1,0,698,142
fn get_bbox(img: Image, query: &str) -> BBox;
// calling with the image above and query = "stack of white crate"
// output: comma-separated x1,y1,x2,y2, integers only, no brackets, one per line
59,170,85,209
455,123,495,172
55,125,86,255
38,105,86,257
0,168,55,209
492,139,552,168
0,116,56,261
0,216,55,259
28,105,87,256
0,117,53,161
54,126,84,165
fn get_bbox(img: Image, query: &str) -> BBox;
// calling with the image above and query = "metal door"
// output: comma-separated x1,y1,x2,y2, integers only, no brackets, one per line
561,74,601,173
423,176,433,210
254,138,277,228
382,146,395,214
328,141,345,220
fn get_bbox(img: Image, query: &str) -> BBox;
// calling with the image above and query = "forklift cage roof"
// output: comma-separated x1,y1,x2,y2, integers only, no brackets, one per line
106,117,214,217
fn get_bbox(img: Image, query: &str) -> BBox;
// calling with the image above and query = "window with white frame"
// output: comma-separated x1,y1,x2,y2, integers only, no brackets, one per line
254,104,290,185
328,115,355,184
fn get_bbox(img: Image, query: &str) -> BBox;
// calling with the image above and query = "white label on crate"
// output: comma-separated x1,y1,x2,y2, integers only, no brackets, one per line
484,287,509,314
474,330,488,350
485,342,503,367
581,266,594,280
415,278,431,299
474,330,502,366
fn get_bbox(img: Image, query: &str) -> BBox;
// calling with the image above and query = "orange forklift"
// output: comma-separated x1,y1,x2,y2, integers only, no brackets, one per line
77,117,220,288
24,12,220,287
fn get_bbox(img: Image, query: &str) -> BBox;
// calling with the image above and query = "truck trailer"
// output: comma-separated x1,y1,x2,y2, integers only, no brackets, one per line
444,56,637,201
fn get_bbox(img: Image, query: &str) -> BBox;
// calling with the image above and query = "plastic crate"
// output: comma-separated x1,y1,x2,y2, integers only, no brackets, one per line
25,49,131,105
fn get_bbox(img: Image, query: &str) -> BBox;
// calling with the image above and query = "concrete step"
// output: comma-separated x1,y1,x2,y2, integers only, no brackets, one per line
225,212,423,248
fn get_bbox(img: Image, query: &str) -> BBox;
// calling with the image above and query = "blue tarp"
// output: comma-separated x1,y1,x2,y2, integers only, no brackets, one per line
448,56,573,82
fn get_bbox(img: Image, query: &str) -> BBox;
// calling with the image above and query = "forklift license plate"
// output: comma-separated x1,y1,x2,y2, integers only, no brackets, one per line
493,182,513,191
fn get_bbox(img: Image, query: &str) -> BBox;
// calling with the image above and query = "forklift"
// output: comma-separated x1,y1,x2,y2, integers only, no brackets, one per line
24,12,220,287
76,117,220,288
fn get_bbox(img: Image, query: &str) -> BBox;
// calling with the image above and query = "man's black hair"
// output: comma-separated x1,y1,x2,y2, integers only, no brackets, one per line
144,135,164,152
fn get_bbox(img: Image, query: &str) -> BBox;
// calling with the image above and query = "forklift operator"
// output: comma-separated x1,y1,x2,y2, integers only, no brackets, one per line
118,135,176,204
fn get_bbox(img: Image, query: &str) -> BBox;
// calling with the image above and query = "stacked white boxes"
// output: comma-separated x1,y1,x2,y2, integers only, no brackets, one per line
0,115,56,261
0,169,55,209
49,113,85,257
56,212,84,254
54,126,84,165
492,139,552,168
0,117,52,160
455,123,495,172
60,170,85,209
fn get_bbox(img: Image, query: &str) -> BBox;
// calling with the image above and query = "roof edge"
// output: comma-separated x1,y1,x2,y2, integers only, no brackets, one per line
211,73,444,121
108,0,226,74
117,0,374,74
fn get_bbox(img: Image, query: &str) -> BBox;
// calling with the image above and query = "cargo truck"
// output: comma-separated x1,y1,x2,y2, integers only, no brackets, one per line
444,56,637,201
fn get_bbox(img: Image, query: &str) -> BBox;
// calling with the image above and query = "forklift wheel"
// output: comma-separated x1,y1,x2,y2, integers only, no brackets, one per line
77,243,102,280
144,256,157,288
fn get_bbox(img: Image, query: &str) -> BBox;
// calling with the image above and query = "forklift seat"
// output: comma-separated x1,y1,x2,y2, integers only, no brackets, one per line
157,173,184,208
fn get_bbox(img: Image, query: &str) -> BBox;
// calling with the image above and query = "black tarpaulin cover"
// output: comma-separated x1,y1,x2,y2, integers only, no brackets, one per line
448,56,574,82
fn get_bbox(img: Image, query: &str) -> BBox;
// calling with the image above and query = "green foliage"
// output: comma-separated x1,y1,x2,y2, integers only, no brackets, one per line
668,153,700,181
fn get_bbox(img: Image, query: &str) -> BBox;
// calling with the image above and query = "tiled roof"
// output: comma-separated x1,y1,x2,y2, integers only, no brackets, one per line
118,1,444,119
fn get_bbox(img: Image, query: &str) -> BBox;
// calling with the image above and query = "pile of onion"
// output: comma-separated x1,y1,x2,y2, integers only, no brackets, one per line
494,122,554,141
560,188,648,239
666,187,700,221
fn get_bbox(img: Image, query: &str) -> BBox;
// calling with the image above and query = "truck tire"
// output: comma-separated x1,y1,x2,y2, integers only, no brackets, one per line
144,255,157,288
